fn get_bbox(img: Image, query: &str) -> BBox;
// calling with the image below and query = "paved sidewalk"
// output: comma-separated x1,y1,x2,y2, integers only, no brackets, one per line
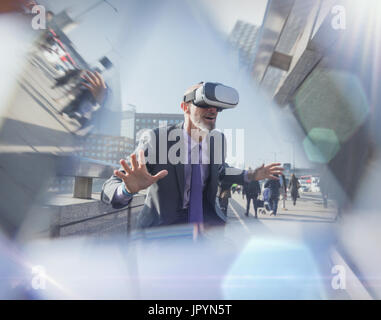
231,191,337,223
223,191,337,240
222,191,348,299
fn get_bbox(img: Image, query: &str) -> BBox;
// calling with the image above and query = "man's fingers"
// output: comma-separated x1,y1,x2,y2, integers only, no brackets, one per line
130,153,138,170
81,82,93,91
266,163,284,174
266,163,282,169
120,159,132,174
138,149,146,168
86,71,100,86
152,170,168,182
95,71,107,88
82,74,96,87
114,170,126,180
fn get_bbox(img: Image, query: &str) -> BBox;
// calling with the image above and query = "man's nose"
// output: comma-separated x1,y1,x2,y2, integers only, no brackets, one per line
206,106,218,113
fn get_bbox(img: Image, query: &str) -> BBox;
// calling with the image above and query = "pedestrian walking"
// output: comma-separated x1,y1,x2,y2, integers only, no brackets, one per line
243,180,261,218
265,175,281,216
218,182,232,216
262,186,272,213
288,173,300,206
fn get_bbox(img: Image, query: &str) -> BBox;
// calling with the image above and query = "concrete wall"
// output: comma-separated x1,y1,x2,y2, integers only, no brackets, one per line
46,194,145,238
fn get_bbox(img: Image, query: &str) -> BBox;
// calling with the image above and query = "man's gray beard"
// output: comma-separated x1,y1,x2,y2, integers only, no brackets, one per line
191,114,215,132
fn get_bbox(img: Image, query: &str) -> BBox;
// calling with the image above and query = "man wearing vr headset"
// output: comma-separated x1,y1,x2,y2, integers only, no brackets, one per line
101,82,283,234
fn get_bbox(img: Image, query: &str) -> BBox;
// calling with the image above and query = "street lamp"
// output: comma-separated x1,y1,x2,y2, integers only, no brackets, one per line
75,0,118,19
104,0,118,13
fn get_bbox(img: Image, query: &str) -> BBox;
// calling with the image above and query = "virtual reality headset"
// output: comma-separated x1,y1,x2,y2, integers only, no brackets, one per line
183,82,239,112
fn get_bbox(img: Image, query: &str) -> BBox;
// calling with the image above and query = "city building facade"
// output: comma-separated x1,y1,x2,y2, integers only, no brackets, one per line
134,112,184,143
229,20,260,70
75,133,135,165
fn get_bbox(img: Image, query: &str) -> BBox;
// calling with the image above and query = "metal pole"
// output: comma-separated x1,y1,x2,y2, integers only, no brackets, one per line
75,0,118,19
104,0,118,12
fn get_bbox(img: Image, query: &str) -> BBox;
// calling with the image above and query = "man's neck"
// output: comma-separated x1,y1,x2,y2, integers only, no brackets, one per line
184,119,208,143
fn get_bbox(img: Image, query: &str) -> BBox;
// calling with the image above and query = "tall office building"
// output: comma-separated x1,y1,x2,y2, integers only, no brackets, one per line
134,112,184,144
229,20,260,69
75,133,135,166
251,0,317,97
121,104,136,140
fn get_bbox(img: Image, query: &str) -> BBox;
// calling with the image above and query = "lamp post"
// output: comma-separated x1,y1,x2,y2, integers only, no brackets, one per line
75,0,118,19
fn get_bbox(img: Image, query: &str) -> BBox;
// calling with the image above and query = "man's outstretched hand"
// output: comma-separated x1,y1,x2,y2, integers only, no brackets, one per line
82,71,107,104
114,150,168,194
248,163,284,181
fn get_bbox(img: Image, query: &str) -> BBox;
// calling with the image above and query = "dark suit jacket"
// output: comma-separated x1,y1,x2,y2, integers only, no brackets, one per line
101,122,245,228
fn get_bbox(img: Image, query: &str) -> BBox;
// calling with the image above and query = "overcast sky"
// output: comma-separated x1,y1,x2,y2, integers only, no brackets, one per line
38,0,310,169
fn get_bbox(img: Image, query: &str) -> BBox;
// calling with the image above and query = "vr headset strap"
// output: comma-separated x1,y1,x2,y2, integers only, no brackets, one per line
183,90,196,103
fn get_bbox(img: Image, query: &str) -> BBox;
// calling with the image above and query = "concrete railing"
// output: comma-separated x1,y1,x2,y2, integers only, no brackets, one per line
47,156,145,237
56,155,118,199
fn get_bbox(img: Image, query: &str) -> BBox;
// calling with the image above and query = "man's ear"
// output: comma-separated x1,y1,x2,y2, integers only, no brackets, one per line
181,102,190,114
